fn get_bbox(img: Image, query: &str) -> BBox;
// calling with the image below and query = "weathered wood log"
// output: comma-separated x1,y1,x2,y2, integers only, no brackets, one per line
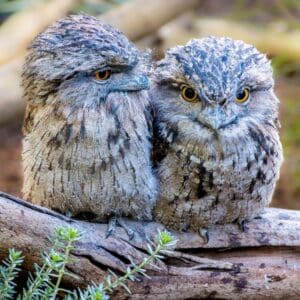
0,191,299,299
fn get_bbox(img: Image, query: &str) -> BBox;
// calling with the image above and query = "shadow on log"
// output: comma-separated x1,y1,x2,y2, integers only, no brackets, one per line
0,192,299,299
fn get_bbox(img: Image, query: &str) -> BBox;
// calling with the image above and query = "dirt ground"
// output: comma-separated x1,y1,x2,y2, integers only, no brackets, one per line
0,78,299,210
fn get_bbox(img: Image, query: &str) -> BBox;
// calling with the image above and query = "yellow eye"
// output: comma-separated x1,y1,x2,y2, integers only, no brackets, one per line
94,70,111,81
236,88,250,103
181,85,198,102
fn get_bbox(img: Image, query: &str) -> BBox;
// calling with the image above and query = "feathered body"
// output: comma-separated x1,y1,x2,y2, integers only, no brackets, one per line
152,37,283,232
22,15,156,221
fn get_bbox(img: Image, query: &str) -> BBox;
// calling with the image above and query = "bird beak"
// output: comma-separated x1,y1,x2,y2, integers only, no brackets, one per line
209,119,223,131
197,117,221,131
197,106,236,131
117,74,149,91
197,108,222,131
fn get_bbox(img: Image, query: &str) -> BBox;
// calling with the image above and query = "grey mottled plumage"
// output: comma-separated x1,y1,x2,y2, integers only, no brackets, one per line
22,14,157,226
151,37,283,233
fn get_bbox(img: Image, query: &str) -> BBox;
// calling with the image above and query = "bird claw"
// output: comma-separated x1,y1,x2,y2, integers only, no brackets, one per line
106,216,135,240
237,219,246,232
199,228,209,243
106,216,117,238
117,218,135,240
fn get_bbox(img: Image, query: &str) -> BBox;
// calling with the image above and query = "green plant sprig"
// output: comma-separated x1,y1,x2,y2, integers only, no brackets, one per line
49,227,82,299
0,227,176,300
0,248,24,300
103,230,176,294
20,227,82,300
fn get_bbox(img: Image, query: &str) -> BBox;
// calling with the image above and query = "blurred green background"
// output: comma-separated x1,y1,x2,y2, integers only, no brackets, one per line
0,0,299,209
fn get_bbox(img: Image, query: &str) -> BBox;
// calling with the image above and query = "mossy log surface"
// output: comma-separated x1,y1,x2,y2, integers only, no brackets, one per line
0,192,299,299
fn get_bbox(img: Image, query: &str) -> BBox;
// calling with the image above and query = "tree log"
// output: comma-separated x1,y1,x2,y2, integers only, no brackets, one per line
0,191,299,299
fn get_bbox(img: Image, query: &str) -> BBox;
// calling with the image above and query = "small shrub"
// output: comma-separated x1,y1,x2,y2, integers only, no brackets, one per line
0,227,176,299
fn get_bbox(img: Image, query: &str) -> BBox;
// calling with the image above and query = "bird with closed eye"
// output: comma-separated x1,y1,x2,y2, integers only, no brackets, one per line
22,14,157,238
151,37,283,241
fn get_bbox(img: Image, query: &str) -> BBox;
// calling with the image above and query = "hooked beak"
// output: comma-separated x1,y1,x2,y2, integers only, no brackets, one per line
196,106,222,131
208,116,225,131
117,74,149,92
197,116,221,131
197,110,237,131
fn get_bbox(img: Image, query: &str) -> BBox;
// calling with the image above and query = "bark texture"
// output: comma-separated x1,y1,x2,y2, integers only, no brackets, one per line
0,192,299,299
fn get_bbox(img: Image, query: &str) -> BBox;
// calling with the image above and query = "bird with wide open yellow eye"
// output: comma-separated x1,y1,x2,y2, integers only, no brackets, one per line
151,37,283,243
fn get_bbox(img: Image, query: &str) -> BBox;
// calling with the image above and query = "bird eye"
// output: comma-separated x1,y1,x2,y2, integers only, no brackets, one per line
236,88,250,103
94,70,111,81
181,85,198,102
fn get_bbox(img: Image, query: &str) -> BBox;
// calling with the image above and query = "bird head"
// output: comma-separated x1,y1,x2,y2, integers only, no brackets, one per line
151,36,279,141
22,14,149,108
